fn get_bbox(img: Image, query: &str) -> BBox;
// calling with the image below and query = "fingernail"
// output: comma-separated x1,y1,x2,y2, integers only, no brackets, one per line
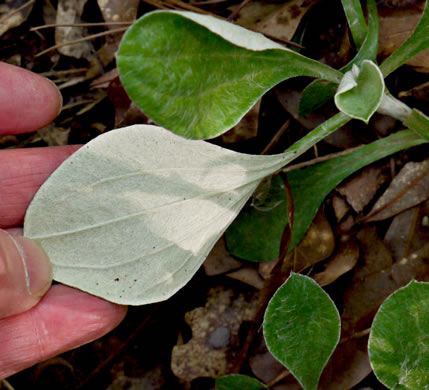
4,231,52,297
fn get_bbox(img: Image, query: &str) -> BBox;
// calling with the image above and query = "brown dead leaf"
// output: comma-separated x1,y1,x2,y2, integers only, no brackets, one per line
97,0,139,25
86,0,139,77
294,208,335,272
55,0,92,59
227,267,265,289
235,0,317,43
171,286,258,382
337,165,389,213
384,199,429,261
313,239,359,286
37,124,70,146
342,225,429,335
332,194,350,222
258,259,278,280
0,0,35,37
249,338,285,384
399,80,429,104
203,239,242,276
275,86,326,130
319,337,371,390
378,2,429,72
364,159,429,222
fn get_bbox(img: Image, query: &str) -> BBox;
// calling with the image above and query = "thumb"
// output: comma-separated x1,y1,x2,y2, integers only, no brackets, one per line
0,229,52,318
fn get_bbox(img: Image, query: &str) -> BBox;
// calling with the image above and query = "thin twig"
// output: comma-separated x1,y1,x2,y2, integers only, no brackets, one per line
281,145,365,174
0,379,15,390
31,21,133,31
35,27,128,57
0,0,35,25
227,0,252,21
267,369,291,387
165,0,213,14
339,328,371,344
141,0,175,9
39,68,88,77
261,119,291,155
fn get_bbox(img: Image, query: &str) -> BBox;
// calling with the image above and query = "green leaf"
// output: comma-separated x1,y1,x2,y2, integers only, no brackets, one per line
380,0,429,77
117,10,342,140
263,273,341,390
368,280,429,390
404,109,429,141
335,60,384,122
24,114,348,305
225,129,427,261
298,0,378,117
225,175,287,262
341,0,367,48
216,374,269,390
298,79,338,118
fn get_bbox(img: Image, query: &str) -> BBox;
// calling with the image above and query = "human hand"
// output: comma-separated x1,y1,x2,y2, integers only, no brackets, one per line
0,62,127,379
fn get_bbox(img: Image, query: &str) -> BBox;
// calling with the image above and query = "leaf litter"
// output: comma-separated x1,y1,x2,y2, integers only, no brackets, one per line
3,0,429,389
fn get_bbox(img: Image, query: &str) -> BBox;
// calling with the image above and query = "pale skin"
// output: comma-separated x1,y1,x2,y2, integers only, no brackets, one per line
0,62,127,379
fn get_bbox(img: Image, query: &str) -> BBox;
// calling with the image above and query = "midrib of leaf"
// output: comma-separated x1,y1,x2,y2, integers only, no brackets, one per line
52,186,254,272
30,180,261,240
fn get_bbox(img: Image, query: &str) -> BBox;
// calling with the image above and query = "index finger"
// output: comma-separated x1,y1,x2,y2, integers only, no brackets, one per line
0,62,62,135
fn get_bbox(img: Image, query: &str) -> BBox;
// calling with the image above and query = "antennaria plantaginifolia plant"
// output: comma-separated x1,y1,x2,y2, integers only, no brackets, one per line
24,0,429,388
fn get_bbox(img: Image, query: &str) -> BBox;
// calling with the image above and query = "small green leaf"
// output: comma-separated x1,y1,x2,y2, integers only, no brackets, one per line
264,273,341,390
368,280,429,390
225,129,428,261
380,0,429,77
216,374,269,390
117,11,342,139
299,0,378,117
335,60,384,122
341,0,367,48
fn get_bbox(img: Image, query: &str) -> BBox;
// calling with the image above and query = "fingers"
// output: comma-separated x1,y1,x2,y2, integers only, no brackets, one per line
0,285,127,379
0,230,52,318
0,145,80,228
0,62,62,135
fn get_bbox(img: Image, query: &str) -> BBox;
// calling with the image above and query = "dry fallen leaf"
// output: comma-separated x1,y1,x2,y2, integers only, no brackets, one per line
337,165,388,213
293,208,335,272
313,239,359,287
0,0,35,36
235,0,318,43
226,266,265,289
332,194,350,222
203,239,242,277
319,337,372,390
364,159,429,222
342,225,429,335
378,1,429,72
384,199,429,262
55,0,92,59
249,337,285,384
171,286,258,382
37,124,70,146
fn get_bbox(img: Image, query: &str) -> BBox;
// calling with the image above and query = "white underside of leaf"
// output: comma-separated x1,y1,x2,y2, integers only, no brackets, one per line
164,10,288,52
24,125,288,305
